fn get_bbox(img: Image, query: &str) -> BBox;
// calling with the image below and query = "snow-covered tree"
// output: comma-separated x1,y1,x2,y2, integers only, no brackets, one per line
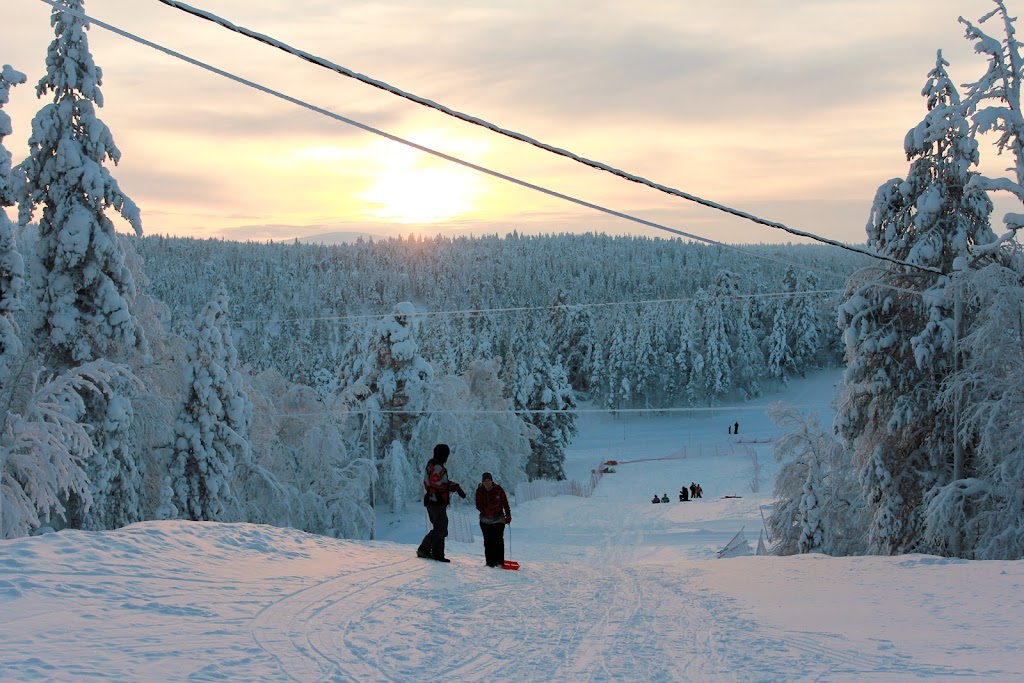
601,315,633,412
768,403,865,557
696,283,732,398
960,1,1024,245
1,360,134,539
353,302,432,512
674,302,702,405
68,368,143,530
299,422,376,538
0,65,26,385
632,307,657,404
515,350,576,481
729,285,764,400
835,51,995,555
379,439,417,514
410,360,532,499
926,256,1024,558
792,274,822,371
234,370,377,538
170,286,252,521
766,301,793,384
921,0,1024,559
17,0,143,368
547,291,593,394
797,456,826,554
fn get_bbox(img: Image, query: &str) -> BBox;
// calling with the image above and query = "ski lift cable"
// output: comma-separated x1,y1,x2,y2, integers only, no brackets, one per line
152,0,945,276
233,288,848,326
35,0,858,285
265,404,833,419
229,276,941,327
32,0,944,324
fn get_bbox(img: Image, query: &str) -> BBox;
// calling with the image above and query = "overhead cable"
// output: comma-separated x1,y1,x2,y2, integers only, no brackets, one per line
152,0,944,276
233,288,846,326
257,404,834,419
36,0,851,281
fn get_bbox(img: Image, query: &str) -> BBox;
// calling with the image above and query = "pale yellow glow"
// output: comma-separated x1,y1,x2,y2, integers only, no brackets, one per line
358,132,487,224
361,165,480,223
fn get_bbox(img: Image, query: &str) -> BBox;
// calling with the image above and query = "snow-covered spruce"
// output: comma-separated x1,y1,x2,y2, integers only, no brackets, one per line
170,286,252,521
835,50,995,555
1,361,135,539
347,301,432,513
17,0,144,368
0,64,27,385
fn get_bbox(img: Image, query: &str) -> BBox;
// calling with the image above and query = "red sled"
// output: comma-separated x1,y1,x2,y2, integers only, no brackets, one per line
502,524,519,569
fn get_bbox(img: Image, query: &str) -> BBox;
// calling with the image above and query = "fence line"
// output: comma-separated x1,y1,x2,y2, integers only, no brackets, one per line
514,461,607,504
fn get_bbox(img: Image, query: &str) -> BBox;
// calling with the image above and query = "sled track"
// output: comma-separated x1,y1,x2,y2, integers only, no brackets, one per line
250,558,426,682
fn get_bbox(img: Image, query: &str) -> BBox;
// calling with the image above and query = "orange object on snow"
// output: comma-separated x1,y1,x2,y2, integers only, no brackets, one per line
502,525,520,570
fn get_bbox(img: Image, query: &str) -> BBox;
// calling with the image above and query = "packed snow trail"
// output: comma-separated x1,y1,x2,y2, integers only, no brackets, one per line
3,373,1023,680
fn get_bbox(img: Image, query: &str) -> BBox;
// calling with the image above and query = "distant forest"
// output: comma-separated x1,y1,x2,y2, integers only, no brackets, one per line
130,232,865,408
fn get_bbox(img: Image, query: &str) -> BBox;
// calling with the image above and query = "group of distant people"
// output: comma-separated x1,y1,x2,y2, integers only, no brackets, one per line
728,421,740,435
651,481,703,503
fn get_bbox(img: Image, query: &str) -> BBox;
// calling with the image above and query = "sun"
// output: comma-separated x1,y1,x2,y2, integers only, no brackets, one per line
358,132,486,224
361,164,479,224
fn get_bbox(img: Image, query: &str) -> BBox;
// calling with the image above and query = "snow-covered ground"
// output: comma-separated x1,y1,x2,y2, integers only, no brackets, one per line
2,371,1022,682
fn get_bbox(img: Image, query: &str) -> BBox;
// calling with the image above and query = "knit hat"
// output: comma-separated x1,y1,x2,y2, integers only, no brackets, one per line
481,472,493,482
433,443,450,463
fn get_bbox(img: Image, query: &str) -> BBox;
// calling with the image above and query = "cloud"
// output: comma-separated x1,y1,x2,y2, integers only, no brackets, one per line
2,0,999,245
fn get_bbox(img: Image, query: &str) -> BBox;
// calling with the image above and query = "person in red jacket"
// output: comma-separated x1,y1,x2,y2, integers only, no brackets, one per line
416,444,465,562
475,472,512,567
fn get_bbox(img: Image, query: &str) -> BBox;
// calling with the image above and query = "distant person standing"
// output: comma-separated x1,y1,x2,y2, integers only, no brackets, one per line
690,482,697,499
696,483,703,499
416,444,466,562
475,472,512,567
734,421,739,435
728,424,732,434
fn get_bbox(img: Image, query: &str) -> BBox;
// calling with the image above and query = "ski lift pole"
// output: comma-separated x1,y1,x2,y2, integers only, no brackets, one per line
369,408,375,540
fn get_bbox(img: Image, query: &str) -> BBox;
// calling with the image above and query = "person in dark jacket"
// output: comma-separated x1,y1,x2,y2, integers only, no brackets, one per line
475,472,512,567
416,444,465,562
690,482,697,499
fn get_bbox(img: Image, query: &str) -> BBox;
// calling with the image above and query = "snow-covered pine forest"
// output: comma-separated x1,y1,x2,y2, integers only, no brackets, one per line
3,0,1024,562
130,234,853,404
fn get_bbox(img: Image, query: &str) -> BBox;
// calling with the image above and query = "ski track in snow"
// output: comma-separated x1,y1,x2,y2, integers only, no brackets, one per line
4,372,1024,681
250,557,427,681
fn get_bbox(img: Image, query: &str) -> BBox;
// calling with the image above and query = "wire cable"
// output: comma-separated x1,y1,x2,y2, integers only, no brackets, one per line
152,0,944,276
35,0,858,282
257,403,834,419
233,288,847,326
32,0,949,317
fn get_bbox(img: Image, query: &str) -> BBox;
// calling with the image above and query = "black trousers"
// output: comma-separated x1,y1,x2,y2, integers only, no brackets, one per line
419,505,449,559
480,521,506,566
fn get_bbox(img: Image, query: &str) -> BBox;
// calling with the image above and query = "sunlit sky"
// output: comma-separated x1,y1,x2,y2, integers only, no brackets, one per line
1,0,1014,244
